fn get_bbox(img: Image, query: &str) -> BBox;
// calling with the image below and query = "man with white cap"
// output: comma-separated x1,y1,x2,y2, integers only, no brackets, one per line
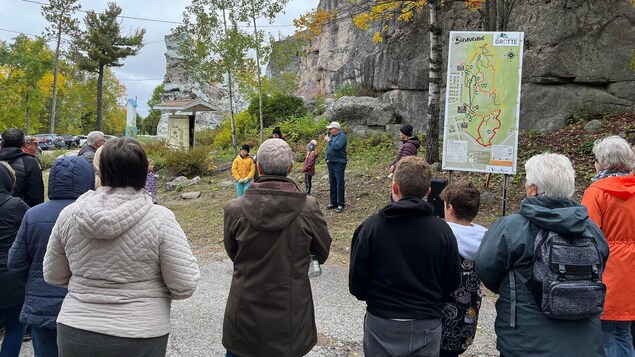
324,121,347,213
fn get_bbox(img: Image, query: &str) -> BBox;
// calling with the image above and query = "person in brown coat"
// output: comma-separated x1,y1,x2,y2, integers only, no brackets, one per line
223,138,332,357
301,139,318,196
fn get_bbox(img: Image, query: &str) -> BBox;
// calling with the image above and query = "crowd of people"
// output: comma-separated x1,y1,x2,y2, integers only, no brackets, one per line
0,123,633,357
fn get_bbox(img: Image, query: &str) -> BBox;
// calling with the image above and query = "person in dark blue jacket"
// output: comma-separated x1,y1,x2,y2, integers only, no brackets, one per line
324,121,347,213
0,161,29,357
8,156,94,357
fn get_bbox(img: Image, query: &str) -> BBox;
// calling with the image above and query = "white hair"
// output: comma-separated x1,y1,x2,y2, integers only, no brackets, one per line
525,153,575,199
593,135,634,172
87,131,105,146
257,139,293,176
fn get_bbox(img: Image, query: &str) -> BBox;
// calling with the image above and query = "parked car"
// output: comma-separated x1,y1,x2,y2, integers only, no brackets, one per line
60,134,80,148
77,135,88,147
33,134,55,150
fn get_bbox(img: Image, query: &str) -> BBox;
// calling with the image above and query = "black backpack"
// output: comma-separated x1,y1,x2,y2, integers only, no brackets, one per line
515,228,606,321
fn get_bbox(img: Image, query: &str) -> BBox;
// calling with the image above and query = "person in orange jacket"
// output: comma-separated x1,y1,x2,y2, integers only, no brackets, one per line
232,144,255,198
582,135,635,357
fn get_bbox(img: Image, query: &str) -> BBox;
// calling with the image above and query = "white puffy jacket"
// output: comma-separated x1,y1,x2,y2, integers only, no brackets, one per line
44,186,200,338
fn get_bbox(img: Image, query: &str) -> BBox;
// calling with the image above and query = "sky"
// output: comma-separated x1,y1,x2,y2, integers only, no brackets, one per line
0,0,319,116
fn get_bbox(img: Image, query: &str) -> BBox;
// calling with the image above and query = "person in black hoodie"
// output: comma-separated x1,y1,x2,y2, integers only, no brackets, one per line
0,129,44,207
0,161,30,356
349,156,461,357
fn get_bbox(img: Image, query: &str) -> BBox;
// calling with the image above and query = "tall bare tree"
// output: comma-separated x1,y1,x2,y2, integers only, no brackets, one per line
42,0,80,133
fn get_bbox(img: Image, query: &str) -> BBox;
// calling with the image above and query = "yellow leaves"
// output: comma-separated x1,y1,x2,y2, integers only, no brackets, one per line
37,72,67,97
465,0,485,9
293,8,336,42
372,32,384,44
352,0,428,45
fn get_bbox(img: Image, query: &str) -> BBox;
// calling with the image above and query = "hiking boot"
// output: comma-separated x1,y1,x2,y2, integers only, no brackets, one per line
335,205,345,213
326,203,336,210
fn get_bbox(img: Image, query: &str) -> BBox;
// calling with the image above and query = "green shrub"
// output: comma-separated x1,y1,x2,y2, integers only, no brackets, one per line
213,111,260,150
39,153,58,171
195,129,217,146
247,93,307,127
276,115,329,144
163,145,212,177
142,140,169,171
335,83,355,99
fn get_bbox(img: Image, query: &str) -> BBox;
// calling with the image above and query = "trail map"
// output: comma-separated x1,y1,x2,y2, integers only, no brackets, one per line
442,31,524,174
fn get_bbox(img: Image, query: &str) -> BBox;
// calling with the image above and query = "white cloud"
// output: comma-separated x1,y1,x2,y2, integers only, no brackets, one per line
0,0,318,119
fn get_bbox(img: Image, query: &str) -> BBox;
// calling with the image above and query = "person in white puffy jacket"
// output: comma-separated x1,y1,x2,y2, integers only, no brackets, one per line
43,137,200,357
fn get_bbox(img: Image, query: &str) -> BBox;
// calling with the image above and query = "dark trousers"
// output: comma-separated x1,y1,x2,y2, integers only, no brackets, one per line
57,323,168,357
304,174,313,195
32,327,59,357
363,312,442,357
327,161,346,206
0,304,25,357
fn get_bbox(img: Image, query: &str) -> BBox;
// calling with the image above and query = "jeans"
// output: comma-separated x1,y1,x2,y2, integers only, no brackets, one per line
602,320,635,357
363,312,442,357
235,179,252,197
0,305,25,357
327,161,346,206
57,323,168,357
304,174,313,195
32,327,59,357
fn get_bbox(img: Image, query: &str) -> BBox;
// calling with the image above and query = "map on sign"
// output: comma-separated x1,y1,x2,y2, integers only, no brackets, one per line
442,31,524,174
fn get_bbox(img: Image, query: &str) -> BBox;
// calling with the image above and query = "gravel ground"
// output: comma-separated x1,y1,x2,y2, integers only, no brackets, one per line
15,256,499,356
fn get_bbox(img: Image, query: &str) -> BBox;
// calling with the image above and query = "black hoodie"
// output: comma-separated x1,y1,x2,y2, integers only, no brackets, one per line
349,196,461,320
0,163,29,309
0,147,44,207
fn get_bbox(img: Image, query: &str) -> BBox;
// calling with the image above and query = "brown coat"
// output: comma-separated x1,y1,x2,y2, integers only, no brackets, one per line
223,176,332,357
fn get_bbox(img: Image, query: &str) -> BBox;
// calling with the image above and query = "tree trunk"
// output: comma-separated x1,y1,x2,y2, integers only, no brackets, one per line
491,0,498,31
97,65,104,132
221,5,238,157
50,27,62,134
26,92,31,135
484,0,491,31
426,0,441,164
252,7,264,144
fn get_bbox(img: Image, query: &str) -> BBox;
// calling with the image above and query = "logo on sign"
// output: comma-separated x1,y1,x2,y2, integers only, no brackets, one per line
493,32,520,47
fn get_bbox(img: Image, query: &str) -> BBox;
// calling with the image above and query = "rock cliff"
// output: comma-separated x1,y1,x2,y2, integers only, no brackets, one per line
157,33,232,137
288,0,635,132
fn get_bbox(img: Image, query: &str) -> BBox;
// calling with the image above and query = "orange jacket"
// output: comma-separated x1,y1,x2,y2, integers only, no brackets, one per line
582,175,635,321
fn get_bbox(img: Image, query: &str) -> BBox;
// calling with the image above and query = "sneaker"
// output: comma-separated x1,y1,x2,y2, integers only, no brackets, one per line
335,205,345,213
326,204,336,210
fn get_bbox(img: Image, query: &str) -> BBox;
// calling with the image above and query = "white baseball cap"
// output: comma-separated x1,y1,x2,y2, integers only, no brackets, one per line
326,121,341,129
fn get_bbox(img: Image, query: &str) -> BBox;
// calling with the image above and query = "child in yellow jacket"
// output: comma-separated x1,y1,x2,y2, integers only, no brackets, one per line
232,144,255,197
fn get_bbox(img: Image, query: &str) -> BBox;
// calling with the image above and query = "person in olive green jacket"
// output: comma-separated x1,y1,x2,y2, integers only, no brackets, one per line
223,139,332,357
231,144,255,197
475,153,609,357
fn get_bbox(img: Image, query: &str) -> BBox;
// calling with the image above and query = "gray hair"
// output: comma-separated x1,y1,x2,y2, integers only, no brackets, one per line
593,135,634,172
257,139,293,176
87,131,105,146
525,153,575,199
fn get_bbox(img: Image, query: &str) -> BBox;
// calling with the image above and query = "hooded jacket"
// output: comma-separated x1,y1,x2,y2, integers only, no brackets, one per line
390,136,421,168
222,176,332,357
476,197,609,356
349,197,461,320
43,186,200,338
0,147,44,207
582,174,635,320
0,163,29,309
8,156,94,329
232,154,255,181
77,143,97,164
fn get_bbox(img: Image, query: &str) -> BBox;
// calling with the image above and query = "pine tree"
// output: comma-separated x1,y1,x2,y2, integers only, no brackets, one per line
71,2,145,132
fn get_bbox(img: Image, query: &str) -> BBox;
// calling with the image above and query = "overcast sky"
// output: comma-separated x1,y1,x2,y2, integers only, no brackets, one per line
0,0,318,116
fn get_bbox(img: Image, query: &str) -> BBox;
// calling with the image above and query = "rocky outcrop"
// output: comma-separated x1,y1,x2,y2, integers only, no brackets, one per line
158,33,244,136
288,0,635,132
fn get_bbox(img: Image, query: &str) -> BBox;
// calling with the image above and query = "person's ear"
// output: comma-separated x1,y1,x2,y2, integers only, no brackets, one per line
392,181,399,196
288,161,294,174
425,186,431,198
257,162,264,176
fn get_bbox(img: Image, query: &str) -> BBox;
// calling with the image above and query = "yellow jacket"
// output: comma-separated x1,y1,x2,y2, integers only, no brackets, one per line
232,155,255,181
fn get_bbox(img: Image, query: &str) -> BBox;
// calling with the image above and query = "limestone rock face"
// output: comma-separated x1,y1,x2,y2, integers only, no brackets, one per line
288,0,635,132
158,33,245,136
